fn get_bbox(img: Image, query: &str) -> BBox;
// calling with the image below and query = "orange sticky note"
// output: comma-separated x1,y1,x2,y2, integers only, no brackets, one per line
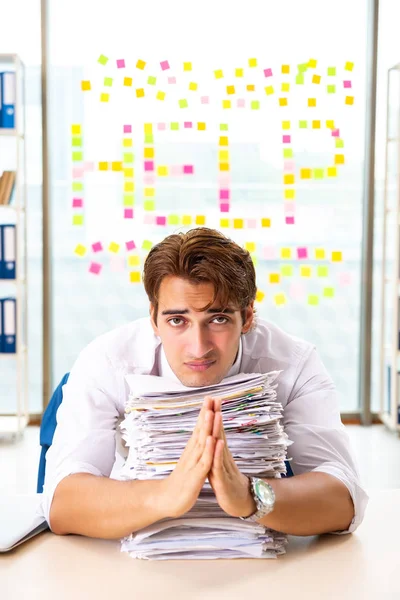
308,98,316,107
312,74,321,84
246,84,255,91
144,147,154,158
334,154,345,165
345,96,354,105
279,97,288,106
197,122,206,130
196,215,206,225
124,77,132,87
136,88,145,98
269,273,280,284
227,85,235,95
282,64,290,74
312,120,321,129
261,218,271,228
136,60,146,70
284,174,295,185
300,168,312,179
233,219,244,229
81,80,91,91
219,136,229,146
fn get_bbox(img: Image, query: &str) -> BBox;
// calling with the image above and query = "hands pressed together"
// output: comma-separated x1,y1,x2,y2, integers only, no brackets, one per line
162,396,257,519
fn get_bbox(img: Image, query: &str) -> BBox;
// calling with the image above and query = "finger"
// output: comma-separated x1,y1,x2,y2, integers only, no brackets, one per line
199,435,216,474
213,439,225,471
213,396,222,413
198,409,214,451
212,409,223,439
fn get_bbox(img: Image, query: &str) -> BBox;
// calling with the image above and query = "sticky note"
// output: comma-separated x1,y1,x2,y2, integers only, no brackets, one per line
71,124,81,135
123,167,134,177
72,151,83,162
111,162,123,171
249,58,257,67
235,68,244,77
296,74,304,84
72,137,82,148
108,242,120,254
74,244,86,257
91,242,103,253
195,215,206,225
317,265,329,277
237,98,245,108
179,99,188,108
323,287,335,298
269,273,280,284
300,168,312,179
144,187,155,197
124,182,135,193
116,59,125,69
156,91,166,100
334,154,345,165
104,77,113,87
136,88,145,98
227,85,235,95
312,120,321,129
283,149,293,158
279,98,288,106
282,121,291,130
189,82,198,91
312,74,321,84
183,61,192,71
263,246,275,259
168,214,180,225
308,59,317,68
123,195,134,206
265,86,274,95
345,61,354,71
233,219,244,229
144,134,154,144
144,200,155,211
72,215,84,226
246,84,255,91
183,165,194,174
123,153,134,164
280,265,294,277
197,122,206,131
336,139,344,148
219,136,229,146
327,85,336,94
327,166,337,177
168,77,177,84
274,293,286,306
220,218,229,228
72,198,83,208
298,120,308,129
72,182,83,191
261,218,271,228
284,174,295,185
160,60,170,70
219,150,229,161
343,80,352,88
124,208,134,219
297,247,308,259
100,93,109,102
308,98,316,107
124,77,133,87
98,54,108,66
182,215,192,226
298,63,308,73
245,242,256,253
130,271,141,283
284,189,295,199
282,135,291,143
251,101,260,110
332,251,342,262
123,139,133,148
214,69,224,79
315,248,325,259
327,67,336,76
222,100,231,109
144,147,154,159
256,290,265,302
81,81,91,91
157,166,168,176
345,96,354,105
313,168,324,179
147,76,157,85
281,248,291,259
219,162,230,171
89,262,102,275
281,83,290,92
300,265,312,277
308,295,319,306
136,59,145,70
156,216,167,226
282,64,290,74
127,255,140,267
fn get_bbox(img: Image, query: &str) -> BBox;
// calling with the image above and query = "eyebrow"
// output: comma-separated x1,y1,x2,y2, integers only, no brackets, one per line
161,307,237,316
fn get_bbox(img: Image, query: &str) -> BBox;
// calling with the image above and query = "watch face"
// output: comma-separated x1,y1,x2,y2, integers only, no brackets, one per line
254,479,275,507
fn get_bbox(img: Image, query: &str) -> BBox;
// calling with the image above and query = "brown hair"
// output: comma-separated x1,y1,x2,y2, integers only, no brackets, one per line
143,227,257,323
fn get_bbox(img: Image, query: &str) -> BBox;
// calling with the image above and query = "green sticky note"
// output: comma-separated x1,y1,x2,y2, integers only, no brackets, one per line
179,99,188,108
147,76,157,85
72,137,82,147
308,295,319,306
220,123,229,131
170,122,179,131
72,214,84,226
72,151,83,162
298,63,308,73
98,54,108,66
327,85,336,94
313,168,324,179
104,77,113,87
283,148,293,158
168,214,180,225
295,74,304,84
142,240,153,251
123,153,134,163
123,195,134,206
251,100,260,110
317,265,329,277
335,138,344,148
327,67,336,76
280,264,294,277
144,200,155,211
72,182,83,192
144,134,154,144
299,120,308,128
251,256,258,266
323,287,335,298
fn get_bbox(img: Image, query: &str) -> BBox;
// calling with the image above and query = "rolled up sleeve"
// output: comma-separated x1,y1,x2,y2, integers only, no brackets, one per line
283,347,369,535
41,343,122,531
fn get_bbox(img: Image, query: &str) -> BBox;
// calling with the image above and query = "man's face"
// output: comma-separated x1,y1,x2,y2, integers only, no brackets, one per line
150,276,254,388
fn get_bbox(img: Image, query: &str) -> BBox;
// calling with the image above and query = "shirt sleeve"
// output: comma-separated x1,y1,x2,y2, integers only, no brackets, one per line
41,341,122,531
283,346,369,535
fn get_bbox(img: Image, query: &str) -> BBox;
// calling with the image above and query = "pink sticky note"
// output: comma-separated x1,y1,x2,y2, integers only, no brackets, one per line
170,165,182,176
339,272,352,285
183,165,194,174
92,242,103,253
247,219,257,228
168,76,176,84
72,167,84,178
157,122,166,131
332,129,340,137
220,203,230,212
116,59,125,69
284,160,295,172
289,281,305,299
282,135,291,144
184,121,193,128
220,189,230,200
160,60,170,71
286,216,295,225
72,198,83,208
144,174,156,185
124,208,134,219
144,161,154,172
125,240,136,251
237,98,245,108
297,247,308,259
110,256,125,273
343,80,352,88
156,216,167,226
284,202,295,214
201,96,209,104
124,125,132,133
89,262,102,275
264,68,273,77
84,161,94,172
263,246,275,260
144,214,155,225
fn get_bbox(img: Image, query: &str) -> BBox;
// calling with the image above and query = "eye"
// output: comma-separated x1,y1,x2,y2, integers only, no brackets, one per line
168,317,185,327
212,316,229,324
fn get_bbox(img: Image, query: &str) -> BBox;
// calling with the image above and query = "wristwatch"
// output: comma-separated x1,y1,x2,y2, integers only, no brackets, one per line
240,477,276,522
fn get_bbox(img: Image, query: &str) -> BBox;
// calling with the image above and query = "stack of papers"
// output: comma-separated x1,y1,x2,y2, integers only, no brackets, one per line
117,371,292,559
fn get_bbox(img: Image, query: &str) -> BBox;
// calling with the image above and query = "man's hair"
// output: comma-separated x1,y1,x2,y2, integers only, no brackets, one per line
143,227,257,322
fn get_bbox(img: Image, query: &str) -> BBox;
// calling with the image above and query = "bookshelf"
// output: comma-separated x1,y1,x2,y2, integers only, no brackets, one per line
380,62,400,435
0,54,28,439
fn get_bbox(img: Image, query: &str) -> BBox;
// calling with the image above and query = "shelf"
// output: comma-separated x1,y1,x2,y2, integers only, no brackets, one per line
379,411,400,432
0,276,26,282
0,129,24,139
0,344,27,358
0,415,28,435
0,206,26,211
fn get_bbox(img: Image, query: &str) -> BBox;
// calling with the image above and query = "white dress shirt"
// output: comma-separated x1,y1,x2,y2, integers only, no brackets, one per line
42,317,369,534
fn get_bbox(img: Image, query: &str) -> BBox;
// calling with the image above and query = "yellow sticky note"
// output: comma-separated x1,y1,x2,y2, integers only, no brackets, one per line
282,120,291,130
312,74,321,84
219,136,229,146
281,83,290,92
72,215,84,226
123,139,133,148
284,189,295,200
245,242,256,253
265,86,274,95
261,218,271,228
274,293,286,306
183,61,192,71
345,96,354,105
197,122,206,131
327,166,337,177
284,174,295,185
235,68,244,77
312,120,321,129
279,97,288,107
136,59,146,70
157,166,168,176
124,167,134,177
124,182,135,192
308,295,319,306
308,59,317,68
227,85,235,95
144,187,155,197
246,84,255,91
189,82,198,91
144,123,153,134
130,271,141,283
214,69,224,79
219,162,230,171
136,88,145,98
300,168,312,179
124,77,132,87
282,64,290,74
300,265,312,277
100,93,109,102
112,162,123,171
255,289,265,302
71,124,81,135
109,242,120,254
308,98,316,107
345,61,354,71
248,58,257,67
220,218,230,228
222,100,231,109
144,147,154,158
81,80,91,91
156,91,166,101
233,219,244,229
128,255,140,267
315,248,325,259
332,251,342,262
281,248,291,259
269,273,280,284
334,154,345,165
74,244,86,257
182,215,192,226
195,215,206,225
326,120,335,129
219,150,229,161
98,162,108,171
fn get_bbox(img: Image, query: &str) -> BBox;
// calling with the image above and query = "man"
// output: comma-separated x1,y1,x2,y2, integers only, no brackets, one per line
43,227,368,539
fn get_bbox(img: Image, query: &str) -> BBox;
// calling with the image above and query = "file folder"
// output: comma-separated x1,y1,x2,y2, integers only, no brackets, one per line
0,72,16,129
2,297,16,353
0,298,4,353
0,224,16,279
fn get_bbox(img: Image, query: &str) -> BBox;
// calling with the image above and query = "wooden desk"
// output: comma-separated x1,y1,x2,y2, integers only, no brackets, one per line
1,490,399,600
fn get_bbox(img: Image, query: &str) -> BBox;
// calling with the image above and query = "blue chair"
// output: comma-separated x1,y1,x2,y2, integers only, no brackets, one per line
37,371,294,492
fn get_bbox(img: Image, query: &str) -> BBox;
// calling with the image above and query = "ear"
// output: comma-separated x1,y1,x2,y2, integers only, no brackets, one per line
241,303,254,334
149,303,159,336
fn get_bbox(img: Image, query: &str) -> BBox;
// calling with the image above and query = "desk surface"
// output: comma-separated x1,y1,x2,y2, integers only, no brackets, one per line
1,489,399,600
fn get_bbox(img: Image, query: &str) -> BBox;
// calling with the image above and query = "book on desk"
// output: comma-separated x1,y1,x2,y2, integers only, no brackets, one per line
0,495,48,553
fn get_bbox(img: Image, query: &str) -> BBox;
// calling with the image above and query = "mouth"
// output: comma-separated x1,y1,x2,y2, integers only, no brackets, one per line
184,360,216,372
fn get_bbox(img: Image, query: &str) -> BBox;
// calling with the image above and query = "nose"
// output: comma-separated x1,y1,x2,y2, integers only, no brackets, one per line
187,323,213,360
